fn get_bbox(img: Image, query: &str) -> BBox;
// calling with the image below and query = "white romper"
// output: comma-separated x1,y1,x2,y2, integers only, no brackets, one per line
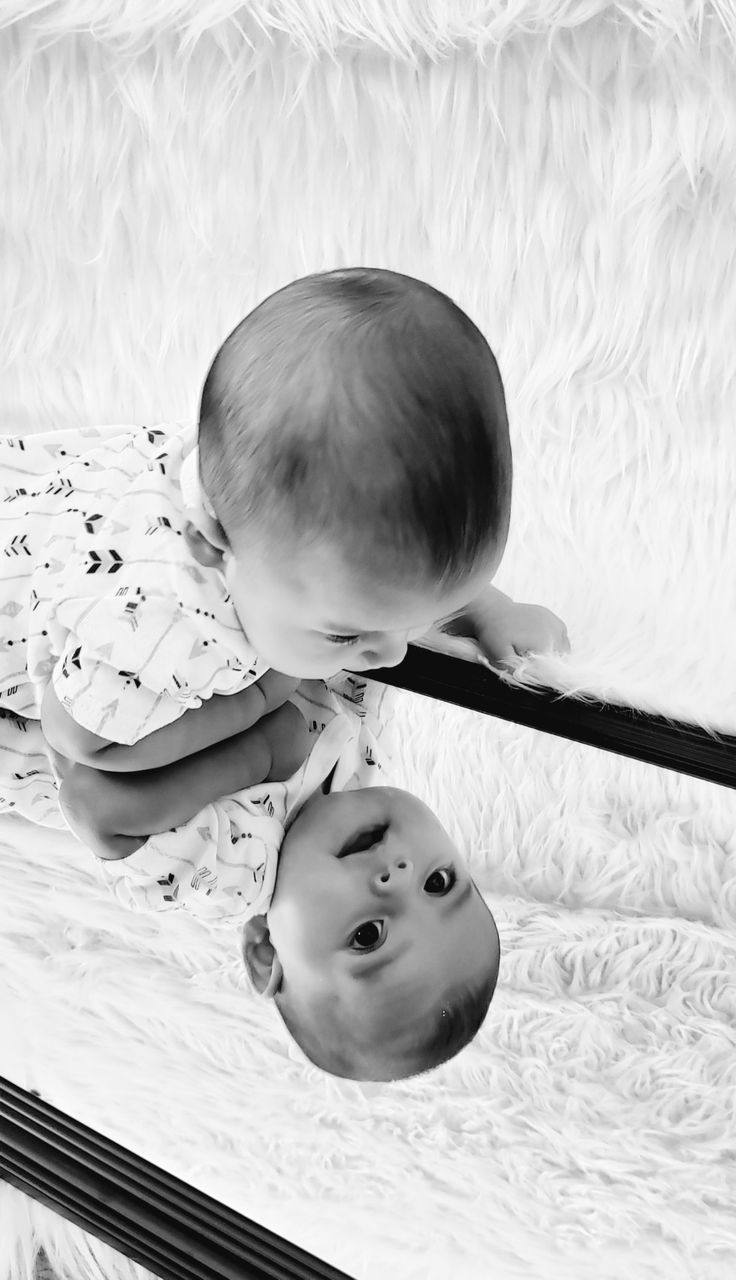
0,421,270,737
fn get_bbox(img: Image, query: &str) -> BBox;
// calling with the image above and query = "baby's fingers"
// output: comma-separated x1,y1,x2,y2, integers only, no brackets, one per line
477,643,519,672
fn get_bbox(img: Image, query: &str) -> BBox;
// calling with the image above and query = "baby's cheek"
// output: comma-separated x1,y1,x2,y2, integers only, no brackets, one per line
300,888,346,960
271,876,320,939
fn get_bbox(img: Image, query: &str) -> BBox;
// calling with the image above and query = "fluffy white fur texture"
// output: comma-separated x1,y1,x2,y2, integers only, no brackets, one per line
1,2,735,1279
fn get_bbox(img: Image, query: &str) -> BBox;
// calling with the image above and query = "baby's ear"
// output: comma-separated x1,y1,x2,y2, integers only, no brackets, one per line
182,512,229,568
242,915,283,998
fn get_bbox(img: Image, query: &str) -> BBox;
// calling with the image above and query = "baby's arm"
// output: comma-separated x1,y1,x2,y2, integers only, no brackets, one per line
41,669,300,771
438,583,514,637
58,700,310,860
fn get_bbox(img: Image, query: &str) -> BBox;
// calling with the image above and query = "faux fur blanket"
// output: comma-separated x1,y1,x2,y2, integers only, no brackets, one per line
1,3,734,1278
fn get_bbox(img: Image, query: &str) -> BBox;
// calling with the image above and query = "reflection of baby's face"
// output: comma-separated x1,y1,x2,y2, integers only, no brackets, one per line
265,786,500,1037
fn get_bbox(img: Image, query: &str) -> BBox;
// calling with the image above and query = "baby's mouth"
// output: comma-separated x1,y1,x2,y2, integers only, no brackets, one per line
337,824,388,858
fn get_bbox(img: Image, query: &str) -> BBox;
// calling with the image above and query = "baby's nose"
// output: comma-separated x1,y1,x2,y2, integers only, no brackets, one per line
364,635,409,669
372,857,414,890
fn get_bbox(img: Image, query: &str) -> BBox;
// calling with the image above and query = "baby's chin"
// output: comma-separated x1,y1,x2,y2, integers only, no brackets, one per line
285,784,398,843
282,784,457,863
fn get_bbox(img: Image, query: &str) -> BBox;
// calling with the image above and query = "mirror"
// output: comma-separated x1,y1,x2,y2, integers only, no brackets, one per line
2,9,734,1280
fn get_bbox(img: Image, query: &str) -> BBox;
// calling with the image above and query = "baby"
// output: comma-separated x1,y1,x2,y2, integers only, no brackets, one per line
0,266,567,1080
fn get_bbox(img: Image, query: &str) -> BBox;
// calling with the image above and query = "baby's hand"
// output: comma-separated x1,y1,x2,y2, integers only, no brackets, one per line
470,597,570,672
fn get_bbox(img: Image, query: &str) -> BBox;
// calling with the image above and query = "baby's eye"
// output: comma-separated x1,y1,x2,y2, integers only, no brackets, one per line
424,867,457,894
349,920,385,951
326,633,361,647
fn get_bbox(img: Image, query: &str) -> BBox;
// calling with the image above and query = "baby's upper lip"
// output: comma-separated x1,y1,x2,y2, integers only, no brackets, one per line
337,824,388,858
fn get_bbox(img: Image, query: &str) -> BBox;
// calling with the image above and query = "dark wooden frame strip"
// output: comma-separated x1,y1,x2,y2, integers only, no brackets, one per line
2,647,734,1280
359,645,736,791
0,1077,354,1280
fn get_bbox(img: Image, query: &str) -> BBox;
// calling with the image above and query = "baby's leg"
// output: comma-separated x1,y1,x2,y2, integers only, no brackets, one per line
58,701,310,860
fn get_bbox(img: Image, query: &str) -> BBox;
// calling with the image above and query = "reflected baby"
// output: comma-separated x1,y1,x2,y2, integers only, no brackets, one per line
244,782,500,1083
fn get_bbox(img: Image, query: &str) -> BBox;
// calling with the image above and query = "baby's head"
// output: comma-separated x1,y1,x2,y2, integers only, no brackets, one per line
242,785,500,1081
187,267,513,680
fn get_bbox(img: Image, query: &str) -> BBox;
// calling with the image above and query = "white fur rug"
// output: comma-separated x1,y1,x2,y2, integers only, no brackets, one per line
1,3,735,1279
